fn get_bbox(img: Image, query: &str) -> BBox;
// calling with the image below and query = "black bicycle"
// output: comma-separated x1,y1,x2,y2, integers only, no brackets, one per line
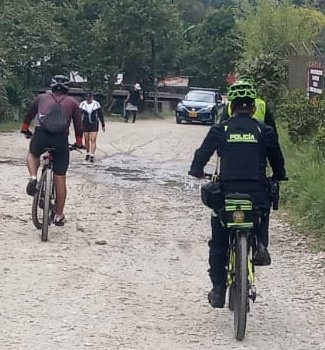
204,174,286,340
32,144,79,241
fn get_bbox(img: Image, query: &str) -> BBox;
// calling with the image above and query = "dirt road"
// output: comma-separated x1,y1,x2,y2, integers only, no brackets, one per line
0,118,324,350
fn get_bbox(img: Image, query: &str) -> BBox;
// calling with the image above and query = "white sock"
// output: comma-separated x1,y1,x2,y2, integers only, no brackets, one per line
90,154,95,158
31,176,37,180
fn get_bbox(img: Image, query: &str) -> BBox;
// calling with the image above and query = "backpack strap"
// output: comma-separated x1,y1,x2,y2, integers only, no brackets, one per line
50,93,67,105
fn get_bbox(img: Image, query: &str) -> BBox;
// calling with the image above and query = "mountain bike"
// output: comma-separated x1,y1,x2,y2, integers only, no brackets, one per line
32,144,79,242
204,174,286,340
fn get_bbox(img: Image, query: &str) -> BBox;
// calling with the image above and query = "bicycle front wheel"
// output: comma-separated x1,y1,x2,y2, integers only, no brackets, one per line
234,233,248,341
41,168,52,242
32,172,47,230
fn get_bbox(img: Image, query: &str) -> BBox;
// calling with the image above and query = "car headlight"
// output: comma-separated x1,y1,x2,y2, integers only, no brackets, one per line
176,103,184,111
202,106,213,112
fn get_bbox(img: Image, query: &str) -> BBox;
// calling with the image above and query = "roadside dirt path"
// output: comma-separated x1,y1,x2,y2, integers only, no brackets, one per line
0,118,324,349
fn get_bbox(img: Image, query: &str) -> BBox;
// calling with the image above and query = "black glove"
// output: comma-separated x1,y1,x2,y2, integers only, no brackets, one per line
21,129,33,138
272,173,288,181
74,142,85,149
188,170,204,178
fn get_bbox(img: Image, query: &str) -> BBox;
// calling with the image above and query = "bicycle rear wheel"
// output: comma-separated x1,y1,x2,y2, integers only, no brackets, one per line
32,172,47,230
228,283,235,312
234,233,248,341
41,168,52,242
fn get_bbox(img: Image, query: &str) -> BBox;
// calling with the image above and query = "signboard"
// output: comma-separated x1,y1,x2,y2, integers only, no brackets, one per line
307,66,323,97
158,77,189,87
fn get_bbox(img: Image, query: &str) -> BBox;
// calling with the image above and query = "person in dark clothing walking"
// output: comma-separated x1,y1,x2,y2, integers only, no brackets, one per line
189,80,287,308
124,83,143,123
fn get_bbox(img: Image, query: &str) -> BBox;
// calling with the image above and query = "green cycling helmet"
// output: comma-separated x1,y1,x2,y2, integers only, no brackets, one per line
227,80,257,102
239,76,256,87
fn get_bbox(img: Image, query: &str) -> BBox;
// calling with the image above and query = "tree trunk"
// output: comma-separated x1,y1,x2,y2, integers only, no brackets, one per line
151,38,158,114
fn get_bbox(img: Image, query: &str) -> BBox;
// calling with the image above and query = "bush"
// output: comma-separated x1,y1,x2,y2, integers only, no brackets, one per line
236,53,286,106
280,128,325,244
276,90,325,157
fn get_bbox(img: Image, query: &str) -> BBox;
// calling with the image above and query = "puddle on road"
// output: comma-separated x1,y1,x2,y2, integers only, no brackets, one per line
72,153,214,195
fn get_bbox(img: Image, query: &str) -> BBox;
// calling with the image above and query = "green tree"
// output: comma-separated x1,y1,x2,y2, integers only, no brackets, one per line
180,7,240,89
237,0,325,59
0,0,67,87
94,0,183,111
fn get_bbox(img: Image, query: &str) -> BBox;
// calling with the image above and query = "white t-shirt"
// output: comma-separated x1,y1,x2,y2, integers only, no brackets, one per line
79,100,101,115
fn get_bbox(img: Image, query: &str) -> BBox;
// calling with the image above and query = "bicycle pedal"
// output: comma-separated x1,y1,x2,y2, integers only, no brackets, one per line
249,285,257,302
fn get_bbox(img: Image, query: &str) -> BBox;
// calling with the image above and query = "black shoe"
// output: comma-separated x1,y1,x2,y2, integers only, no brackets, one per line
90,156,95,163
26,179,37,196
54,214,65,227
85,155,90,161
208,285,226,308
253,243,271,266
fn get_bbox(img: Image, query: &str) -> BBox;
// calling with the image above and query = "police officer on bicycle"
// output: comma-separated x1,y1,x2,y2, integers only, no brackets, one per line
189,81,287,308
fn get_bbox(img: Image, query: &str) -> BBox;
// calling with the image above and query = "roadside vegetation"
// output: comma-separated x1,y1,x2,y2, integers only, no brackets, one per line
276,93,325,247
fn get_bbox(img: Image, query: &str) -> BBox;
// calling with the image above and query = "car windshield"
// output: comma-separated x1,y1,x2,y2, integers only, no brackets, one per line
185,91,214,103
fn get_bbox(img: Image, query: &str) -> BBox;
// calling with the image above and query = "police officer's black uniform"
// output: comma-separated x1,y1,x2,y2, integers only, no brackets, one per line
189,113,286,288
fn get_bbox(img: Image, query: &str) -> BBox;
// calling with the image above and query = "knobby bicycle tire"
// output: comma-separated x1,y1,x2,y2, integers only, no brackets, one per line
41,168,52,242
32,172,47,230
228,282,235,312
234,233,248,341
228,245,235,312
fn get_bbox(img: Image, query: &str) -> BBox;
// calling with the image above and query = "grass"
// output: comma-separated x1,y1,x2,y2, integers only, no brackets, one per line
279,126,325,250
0,119,21,132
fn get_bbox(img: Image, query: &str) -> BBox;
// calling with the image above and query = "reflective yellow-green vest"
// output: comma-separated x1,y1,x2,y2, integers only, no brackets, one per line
227,98,266,122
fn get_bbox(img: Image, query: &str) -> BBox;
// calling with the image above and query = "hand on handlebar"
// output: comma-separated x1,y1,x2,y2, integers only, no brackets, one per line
271,174,289,182
21,129,33,138
73,142,85,150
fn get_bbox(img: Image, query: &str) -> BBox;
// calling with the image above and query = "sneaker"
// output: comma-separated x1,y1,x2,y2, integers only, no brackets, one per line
26,179,37,196
208,285,226,308
90,156,95,163
54,214,66,227
253,243,271,266
85,155,90,161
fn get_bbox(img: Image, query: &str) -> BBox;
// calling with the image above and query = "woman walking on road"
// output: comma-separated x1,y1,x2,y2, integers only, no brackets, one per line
124,83,143,123
80,92,105,163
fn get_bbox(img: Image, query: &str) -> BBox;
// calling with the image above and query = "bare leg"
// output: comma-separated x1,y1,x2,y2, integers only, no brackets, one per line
90,132,98,155
27,152,40,177
54,175,66,216
84,132,90,154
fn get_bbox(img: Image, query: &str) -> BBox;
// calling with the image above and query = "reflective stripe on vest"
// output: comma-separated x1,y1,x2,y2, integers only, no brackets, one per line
228,98,266,122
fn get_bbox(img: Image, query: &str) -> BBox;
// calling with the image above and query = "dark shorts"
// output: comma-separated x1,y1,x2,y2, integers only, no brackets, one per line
29,127,69,176
83,119,99,133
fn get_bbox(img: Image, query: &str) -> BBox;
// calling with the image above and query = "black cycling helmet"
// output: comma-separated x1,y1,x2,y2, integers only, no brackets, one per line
51,75,70,93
